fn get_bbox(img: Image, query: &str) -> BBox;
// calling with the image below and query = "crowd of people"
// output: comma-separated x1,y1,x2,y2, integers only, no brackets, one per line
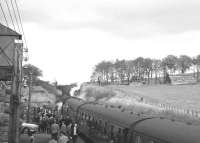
49,119,78,143
31,106,79,143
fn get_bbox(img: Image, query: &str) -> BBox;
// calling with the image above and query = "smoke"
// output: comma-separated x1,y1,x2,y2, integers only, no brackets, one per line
70,82,82,96
77,86,116,102
56,102,63,110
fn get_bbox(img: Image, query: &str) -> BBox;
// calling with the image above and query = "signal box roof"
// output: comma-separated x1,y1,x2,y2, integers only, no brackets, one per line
0,23,21,39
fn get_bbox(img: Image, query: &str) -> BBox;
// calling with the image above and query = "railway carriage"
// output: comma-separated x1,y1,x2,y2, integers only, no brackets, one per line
65,97,200,143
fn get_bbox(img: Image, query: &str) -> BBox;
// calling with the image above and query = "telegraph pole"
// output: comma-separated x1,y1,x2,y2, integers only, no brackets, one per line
27,72,32,122
8,40,23,143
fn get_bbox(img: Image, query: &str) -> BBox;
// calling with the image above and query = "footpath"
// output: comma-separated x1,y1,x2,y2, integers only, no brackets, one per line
20,133,86,143
0,125,86,143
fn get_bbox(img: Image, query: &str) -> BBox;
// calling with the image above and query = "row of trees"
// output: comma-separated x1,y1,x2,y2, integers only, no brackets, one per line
91,55,200,85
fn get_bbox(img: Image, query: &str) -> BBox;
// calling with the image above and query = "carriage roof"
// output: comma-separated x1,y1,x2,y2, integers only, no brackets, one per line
66,97,200,143
81,103,139,128
132,117,200,143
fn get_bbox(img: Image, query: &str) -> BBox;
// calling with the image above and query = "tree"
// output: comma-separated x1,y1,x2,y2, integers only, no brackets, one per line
143,58,153,84
162,55,178,74
152,59,162,84
134,57,145,81
125,60,135,84
114,59,127,84
177,55,192,73
94,61,106,84
195,55,200,81
103,61,114,83
93,61,114,85
23,64,43,84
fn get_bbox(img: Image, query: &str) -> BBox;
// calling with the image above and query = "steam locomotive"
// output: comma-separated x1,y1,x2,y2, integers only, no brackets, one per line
65,97,200,143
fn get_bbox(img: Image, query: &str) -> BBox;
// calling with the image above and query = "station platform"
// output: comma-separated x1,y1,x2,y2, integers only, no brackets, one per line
20,133,86,143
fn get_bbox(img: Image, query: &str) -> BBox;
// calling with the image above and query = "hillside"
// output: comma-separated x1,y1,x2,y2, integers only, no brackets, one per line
0,80,61,142
78,83,200,124
36,80,62,96
107,84,200,109
21,80,62,106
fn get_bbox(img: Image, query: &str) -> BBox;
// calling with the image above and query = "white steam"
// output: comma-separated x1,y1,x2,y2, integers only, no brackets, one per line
70,82,82,96
56,102,63,111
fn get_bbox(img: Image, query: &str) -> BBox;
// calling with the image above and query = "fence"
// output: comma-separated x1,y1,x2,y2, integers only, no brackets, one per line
141,99,200,119
111,87,200,119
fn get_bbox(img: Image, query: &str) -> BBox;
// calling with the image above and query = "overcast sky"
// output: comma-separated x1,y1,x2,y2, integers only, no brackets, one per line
8,0,200,84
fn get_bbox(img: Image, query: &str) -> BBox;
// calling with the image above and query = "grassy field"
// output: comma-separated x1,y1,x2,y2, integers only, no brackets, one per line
79,83,200,123
21,86,57,104
107,84,200,110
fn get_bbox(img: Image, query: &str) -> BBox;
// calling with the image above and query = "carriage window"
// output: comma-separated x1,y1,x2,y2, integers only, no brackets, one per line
118,128,121,134
85,115,89,120
149,141,160,143
110,125,114,137
111,125,114,130
135,136,142,143
90,116,93,121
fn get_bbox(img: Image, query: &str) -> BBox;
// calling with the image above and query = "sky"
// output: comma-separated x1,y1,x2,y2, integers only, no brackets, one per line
1,0,200,84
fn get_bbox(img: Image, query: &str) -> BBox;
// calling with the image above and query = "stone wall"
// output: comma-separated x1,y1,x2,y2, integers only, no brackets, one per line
0,88,9,143
0,126,8,143
0,113,9,143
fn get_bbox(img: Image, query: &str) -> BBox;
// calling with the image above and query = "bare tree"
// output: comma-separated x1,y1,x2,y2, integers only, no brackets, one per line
143,58,153,84
133,57,145,81
114,59,127,84
177,55,192,74
162,55,178,74
196,55,200,81
91,54,196,85
93,61,114,85
152,59,162,84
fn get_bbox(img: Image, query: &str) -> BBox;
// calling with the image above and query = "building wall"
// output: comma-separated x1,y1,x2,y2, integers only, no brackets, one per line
0,36,16,66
